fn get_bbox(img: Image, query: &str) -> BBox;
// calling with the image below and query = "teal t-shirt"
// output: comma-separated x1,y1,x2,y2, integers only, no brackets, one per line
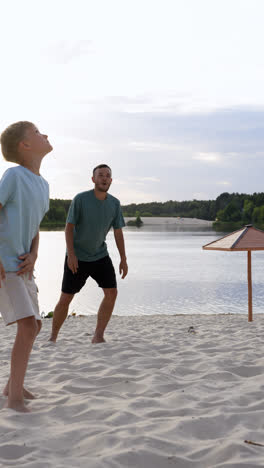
66,189,125,262
0,166,49,271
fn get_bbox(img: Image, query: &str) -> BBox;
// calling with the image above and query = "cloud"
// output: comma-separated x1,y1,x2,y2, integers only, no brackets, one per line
117,188,160,205
44,40,93,64
41,104,264,202
2,103,264,203
216,181,232,186
193,152,222,164
192,192,211,200
128,177,160,183
128,141,184,152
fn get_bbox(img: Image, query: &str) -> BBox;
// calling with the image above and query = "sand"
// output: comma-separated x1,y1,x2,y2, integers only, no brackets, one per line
1,314,264,468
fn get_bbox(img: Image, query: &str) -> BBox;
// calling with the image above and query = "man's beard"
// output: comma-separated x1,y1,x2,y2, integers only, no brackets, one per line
96,184,109,193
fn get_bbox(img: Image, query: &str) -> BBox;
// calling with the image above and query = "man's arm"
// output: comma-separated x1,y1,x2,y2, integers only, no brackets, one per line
114,228,128,279
17,231,39,279
65,222,78,274
0,203,5,286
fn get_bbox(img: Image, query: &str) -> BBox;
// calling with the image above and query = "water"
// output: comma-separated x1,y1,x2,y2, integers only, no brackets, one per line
36,226,264,316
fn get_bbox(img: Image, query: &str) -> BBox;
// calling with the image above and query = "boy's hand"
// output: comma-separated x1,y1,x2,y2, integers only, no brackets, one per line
17,253,37,279
0,261,6,287
67,253,78,274
119,258,128,279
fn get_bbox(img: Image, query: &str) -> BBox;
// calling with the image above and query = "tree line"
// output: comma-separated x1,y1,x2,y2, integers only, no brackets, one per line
41,199,72,228
40,192,264,229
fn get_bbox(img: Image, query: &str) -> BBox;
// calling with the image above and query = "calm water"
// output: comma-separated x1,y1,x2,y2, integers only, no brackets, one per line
36,226,264,316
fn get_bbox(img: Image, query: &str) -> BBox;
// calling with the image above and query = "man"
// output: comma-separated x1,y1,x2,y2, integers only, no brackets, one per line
49,164,128,344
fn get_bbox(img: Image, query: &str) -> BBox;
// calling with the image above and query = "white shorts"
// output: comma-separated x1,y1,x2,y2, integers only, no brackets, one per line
0,273,41,326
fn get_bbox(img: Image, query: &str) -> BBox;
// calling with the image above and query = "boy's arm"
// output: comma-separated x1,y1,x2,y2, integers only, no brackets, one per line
113,228,128,279
65,223,78,274
0,204,6,286
17,231,39,279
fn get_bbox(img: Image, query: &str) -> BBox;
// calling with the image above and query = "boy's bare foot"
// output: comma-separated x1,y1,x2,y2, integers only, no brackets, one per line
22,388,35,400
3,385,35,400
3,400,31,413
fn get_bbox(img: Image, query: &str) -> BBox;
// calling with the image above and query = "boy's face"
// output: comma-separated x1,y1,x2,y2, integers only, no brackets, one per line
92,167,112,193
22,125,53,157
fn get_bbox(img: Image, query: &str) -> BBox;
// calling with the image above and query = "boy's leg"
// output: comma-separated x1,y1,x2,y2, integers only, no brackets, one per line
49,292,74,342
92,288,117,344
3,320,42,399
4,316,38,412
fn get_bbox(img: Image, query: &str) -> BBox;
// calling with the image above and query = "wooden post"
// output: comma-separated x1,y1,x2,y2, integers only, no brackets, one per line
247,250,253,322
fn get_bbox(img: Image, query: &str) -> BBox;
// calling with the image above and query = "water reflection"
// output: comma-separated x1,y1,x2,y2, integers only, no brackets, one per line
36,226,264,317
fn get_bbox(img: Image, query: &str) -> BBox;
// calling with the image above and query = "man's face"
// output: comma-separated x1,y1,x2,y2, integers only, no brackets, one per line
92,167,112,192
23,125,53,156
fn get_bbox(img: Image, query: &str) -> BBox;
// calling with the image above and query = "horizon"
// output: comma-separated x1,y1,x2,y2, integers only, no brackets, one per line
48,189,263,205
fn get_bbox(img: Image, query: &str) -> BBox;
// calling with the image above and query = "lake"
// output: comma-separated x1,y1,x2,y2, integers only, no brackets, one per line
36,226,264,317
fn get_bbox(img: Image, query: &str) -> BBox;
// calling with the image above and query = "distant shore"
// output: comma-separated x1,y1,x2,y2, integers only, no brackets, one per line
124,216,213,226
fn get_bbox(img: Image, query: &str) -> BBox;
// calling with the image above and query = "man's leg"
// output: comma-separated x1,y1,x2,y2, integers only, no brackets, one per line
3,320,42,400
49,292,74,342
4,316,38,412
92,288,117,344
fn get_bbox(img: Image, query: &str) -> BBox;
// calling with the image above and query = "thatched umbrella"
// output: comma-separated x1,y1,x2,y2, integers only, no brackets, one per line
203,224,264,322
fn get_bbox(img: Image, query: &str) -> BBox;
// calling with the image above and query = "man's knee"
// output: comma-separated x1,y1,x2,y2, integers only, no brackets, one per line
57,292,74,308
104,288,118,302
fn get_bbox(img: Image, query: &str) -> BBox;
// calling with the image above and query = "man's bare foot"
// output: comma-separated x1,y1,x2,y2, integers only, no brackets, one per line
48,337,57,343
3,385,35,400
3,400,31,413
92,336,106,344
41,340,56,348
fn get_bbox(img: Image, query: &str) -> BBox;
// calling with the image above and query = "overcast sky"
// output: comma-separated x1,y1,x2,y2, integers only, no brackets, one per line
0,0,264,203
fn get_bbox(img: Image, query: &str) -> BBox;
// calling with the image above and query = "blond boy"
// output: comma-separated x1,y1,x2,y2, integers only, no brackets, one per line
0,121,52,412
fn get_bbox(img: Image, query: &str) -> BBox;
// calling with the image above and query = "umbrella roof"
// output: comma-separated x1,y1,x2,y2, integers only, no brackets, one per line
203,225,264,251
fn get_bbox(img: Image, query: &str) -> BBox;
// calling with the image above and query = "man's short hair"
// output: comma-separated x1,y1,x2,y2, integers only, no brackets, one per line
93,164,112,176
0,121,34,163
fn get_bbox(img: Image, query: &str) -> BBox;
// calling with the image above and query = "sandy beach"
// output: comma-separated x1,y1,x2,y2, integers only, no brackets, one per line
125,217,213,226
1,314,264,467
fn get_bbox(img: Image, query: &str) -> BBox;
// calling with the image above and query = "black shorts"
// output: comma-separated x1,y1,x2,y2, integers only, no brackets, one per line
62,255,117,294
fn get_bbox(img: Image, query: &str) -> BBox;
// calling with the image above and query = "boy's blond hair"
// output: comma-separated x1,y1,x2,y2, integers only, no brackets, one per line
0,121,34,163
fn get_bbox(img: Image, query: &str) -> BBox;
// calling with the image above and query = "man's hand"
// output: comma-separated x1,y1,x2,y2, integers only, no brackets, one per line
17,253,37,279
0,261,6,287
119,258,128,279
67,253,78,274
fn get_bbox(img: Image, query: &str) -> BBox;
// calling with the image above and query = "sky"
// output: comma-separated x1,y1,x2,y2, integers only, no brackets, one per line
0,0,264,204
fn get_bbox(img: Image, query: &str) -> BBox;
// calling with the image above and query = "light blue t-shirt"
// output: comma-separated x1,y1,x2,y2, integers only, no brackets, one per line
0,166,49,271
66,189,125,262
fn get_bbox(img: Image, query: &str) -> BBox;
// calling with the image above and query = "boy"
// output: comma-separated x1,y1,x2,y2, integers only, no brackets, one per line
49,164,128,344
0,121,52,412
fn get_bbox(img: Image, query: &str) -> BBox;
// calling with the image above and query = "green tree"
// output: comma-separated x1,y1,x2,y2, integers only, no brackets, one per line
252,207,261,224
259,206,264,223
242,199,254,224
216,209,226,222
217,201,241,222
141,212,152,217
